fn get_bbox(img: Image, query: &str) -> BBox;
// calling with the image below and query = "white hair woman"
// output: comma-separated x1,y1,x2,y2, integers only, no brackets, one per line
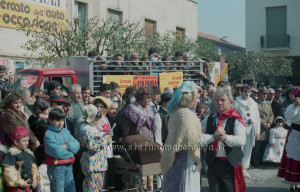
160,81,203,192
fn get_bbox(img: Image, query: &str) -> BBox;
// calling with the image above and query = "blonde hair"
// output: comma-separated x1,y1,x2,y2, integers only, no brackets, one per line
178,87,199,108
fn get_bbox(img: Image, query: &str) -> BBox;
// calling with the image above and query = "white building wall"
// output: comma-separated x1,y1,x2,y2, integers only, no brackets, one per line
0,0,198,60
246,0,300,57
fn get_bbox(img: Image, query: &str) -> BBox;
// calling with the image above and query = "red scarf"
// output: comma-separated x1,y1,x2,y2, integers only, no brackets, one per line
211,108,246,192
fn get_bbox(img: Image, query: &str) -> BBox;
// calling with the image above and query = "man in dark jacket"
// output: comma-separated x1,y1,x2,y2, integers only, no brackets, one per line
158,91,172,144
0,65,14,99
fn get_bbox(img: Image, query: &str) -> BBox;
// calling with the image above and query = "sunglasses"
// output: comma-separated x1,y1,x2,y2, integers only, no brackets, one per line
56,101,64,106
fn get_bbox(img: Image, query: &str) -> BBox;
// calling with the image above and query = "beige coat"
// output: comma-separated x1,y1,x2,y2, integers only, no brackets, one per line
256,100,274,141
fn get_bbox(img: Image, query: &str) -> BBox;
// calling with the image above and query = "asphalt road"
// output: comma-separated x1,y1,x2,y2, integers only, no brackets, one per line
201,165,290,192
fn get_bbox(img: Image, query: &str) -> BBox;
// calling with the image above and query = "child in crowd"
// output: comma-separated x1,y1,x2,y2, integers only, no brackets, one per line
80,104,112,192
110,82,121,103
44,109,80,192
263,116,288,163
91,96,115,191
2,127,40,192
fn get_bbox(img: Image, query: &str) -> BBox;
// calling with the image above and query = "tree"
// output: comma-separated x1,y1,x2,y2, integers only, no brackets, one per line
224,51,293,84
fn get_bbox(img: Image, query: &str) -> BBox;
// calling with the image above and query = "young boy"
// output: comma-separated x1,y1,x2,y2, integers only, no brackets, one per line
44,108,80,192
2,127,40,192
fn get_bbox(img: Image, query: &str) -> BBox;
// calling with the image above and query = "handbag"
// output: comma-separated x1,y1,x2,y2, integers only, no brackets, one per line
123,135,162,165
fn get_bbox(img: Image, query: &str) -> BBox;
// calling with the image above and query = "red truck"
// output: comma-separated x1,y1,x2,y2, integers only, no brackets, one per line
14,68,78,93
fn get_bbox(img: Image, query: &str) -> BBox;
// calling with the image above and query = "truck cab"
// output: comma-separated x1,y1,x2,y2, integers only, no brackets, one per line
14,68,78,93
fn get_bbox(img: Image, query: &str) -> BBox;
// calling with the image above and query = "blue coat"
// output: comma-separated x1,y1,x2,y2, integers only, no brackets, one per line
44,124,80,159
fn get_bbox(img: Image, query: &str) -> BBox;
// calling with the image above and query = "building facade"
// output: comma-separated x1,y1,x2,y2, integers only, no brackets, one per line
0,0,198,70
246,0,300,85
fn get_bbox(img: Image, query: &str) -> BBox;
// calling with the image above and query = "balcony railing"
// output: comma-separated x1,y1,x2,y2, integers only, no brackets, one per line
260,34,290,49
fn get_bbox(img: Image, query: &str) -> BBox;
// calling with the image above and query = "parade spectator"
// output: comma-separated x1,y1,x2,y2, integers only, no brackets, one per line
47,80,61,95
0,91,39,149
82,86,91,106
122,87,157,142
268,88,283,119
252,86,274,168
150,86,161,111
158,91,172,144
106,102,119,140
119,85,136,110
48,95,65,110
160,81,203,191
196,102,206,121
140,54,150,73
80,104,112,192
0,65,14,99
233,84,243,99
199,58,211,87
68,84,84,121
182,52,192,70
45,108,80,192
109,53,125,75
200,87,211,117
161,56,172,71
99,83,111,99
62,96,75,136
94,56,107,71
233,85,260,178
201,86,246,192
263,116,287,163
28,98,51,165
278,87,300,192
2,127,40,192
281,88,295,116
18,87,33,117
87,50,98,59
251,87,258,100
128,53,143,75
110,82,121,103
164,87,174,94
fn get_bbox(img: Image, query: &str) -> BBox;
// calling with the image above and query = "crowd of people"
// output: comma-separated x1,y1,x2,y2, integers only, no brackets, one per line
0,58,299,192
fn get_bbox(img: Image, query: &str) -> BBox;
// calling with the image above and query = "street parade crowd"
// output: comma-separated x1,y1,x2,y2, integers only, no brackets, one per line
0,49,299,192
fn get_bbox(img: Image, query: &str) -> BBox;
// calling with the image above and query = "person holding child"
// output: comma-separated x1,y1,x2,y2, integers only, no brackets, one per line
44,108,80,192
1,127,40,192
80,104,112,192
263,116,288,163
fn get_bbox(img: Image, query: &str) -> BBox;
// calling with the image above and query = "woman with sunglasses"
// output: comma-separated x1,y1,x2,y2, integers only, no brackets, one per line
80,104,112,192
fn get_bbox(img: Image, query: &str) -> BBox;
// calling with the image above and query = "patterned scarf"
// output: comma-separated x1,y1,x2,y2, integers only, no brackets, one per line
123,101,156,133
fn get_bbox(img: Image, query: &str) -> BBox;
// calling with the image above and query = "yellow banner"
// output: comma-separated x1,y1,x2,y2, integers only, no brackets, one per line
0,0,66,32
159,72,183,92
103,75,134,93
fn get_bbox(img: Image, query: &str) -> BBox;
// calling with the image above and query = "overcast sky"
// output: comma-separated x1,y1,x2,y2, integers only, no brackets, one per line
197,0,245,47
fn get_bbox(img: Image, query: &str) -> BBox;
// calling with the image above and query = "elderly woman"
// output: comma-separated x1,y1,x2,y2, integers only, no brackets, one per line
160,81,203,192
0,91,39,149
122,87,157,142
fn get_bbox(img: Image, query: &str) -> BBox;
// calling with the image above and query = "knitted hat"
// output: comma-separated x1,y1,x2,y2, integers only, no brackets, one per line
12,127,29,141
